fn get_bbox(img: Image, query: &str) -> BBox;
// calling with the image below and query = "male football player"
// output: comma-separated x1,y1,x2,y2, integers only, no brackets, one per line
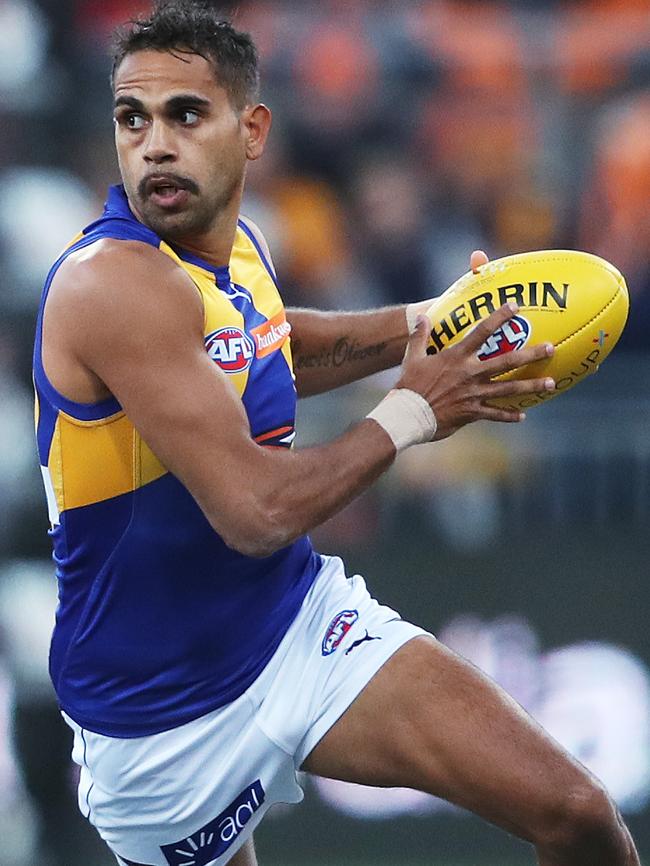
33,3,639,865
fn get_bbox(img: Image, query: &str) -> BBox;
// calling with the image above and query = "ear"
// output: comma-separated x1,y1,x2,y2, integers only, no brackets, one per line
242,103,272,161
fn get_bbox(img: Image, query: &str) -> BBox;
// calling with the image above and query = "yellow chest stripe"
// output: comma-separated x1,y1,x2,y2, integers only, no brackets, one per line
48,410,167,513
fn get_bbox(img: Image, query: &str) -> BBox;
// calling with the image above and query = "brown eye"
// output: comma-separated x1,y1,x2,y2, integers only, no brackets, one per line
126,114,146,130
179,109,199,125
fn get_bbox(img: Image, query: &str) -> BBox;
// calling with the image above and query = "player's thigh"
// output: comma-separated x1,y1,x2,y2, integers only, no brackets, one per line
302,635,598,842
227,838,257,866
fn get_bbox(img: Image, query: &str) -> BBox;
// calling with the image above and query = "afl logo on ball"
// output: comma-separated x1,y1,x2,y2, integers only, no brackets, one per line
205,327,255,373
322,609,359,656
477,315,531,361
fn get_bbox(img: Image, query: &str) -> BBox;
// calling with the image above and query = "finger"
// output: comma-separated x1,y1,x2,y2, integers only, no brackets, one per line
404,314,430,362
482,376,555,398
476,405,526,423
470,249,489,274
458,303,519,355
479,341,554,378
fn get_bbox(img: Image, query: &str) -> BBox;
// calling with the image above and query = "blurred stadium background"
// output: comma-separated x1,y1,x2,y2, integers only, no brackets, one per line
0,0,649,864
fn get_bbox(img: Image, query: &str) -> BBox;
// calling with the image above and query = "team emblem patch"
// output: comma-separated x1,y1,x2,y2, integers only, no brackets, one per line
322,609,359,656
205,327,255,373
477,315,531,360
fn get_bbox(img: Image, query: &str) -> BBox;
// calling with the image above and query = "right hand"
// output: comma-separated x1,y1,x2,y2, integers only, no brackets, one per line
395,303,555,440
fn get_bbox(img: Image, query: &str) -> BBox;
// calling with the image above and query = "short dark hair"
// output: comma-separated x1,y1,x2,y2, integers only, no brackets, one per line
111,1,259,110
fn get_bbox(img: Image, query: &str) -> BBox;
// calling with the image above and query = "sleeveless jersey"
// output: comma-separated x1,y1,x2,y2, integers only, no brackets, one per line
33,185,321,738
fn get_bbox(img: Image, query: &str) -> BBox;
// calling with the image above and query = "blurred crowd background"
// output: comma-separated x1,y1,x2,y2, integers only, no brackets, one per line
0,1,649,865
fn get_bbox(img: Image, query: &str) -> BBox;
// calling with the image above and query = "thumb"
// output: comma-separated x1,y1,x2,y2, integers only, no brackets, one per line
405,314,430,361
470,249,489,274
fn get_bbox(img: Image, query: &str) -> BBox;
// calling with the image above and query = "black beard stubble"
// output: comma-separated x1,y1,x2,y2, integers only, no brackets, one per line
134,169,243,242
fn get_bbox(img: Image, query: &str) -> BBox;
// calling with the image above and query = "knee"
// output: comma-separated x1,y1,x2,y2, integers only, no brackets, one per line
539,780,626,858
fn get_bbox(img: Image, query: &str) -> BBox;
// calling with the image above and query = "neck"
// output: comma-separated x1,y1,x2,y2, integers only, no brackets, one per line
125,176,245,269
172,201,239,268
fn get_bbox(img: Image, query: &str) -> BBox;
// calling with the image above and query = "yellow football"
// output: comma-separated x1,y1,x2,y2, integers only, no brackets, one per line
425,250,629,411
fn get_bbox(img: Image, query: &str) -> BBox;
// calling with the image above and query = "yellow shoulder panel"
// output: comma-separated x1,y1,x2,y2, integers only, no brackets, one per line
49,411,167,512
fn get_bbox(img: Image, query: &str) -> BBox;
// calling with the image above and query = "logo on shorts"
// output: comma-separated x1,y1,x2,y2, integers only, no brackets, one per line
205,327,255,373
345,630,382,655
322,609,359,656
160,780,264,866
477,315,531,360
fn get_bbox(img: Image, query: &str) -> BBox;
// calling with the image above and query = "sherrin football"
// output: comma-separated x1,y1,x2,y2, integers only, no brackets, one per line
425,250,629,411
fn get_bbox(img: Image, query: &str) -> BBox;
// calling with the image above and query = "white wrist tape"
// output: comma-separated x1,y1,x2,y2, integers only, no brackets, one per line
366,389,437,453
405,299,435,334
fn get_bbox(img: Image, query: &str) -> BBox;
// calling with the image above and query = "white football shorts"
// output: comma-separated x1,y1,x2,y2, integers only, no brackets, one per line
63,554,428,866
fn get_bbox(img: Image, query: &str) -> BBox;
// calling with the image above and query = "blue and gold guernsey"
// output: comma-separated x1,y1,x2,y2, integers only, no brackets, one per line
33,185,321,738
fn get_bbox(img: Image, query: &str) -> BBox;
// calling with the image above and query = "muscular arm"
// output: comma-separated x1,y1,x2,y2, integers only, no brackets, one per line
287,253,490,396
287,306,411,397
241,214,427,397
243,217,487,397
46,241,396,558
44,241,552,559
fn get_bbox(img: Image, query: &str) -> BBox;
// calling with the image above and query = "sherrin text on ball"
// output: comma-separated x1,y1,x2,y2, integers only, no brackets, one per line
425,250,629,410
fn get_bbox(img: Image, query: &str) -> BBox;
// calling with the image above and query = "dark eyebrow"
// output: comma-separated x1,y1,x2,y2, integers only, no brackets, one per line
165,94,211,112
113,94,211,113
114,95,145,112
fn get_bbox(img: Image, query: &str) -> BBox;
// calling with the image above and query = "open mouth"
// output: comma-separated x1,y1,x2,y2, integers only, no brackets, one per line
143,175,192,209
154,184,179,198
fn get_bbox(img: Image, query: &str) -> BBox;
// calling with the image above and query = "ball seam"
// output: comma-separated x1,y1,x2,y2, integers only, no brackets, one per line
552,286,624,350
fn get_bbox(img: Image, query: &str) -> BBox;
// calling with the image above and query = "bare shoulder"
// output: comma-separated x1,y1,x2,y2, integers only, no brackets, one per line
51,238,203,324
239,214,276,276
43,238,206,402
48,238,205,357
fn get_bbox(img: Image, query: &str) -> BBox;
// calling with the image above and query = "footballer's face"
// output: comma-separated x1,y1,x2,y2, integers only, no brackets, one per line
113,49,268,242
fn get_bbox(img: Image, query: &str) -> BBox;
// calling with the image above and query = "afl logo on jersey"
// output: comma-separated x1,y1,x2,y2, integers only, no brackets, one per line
205,327,255,373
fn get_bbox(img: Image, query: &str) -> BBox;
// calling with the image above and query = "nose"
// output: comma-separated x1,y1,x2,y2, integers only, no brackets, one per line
143,119,176,164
